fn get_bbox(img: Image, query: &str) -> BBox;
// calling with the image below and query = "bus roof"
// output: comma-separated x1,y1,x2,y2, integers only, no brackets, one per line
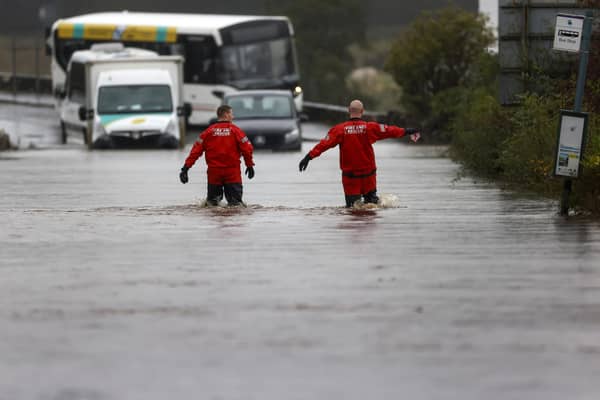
70,45,159,63
53,11,291,35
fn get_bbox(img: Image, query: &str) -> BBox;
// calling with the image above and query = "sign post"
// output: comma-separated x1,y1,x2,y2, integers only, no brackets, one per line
553,13,584,53
553,11,594,215
554,110,588,178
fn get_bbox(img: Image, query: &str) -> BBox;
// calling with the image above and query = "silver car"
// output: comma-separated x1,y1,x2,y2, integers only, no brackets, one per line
222,90,306,151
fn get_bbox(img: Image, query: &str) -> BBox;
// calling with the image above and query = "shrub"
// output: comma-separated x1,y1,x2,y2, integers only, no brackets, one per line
573,112,600,214
449,88,508,176
498,93,568,193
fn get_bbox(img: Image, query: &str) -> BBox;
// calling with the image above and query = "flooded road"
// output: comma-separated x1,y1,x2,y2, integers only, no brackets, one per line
1,102,600,400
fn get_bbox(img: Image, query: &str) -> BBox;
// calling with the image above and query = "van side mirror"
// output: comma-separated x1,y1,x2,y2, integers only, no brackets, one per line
54,86,66,99
177,102,192,117
78,106,93,121
44,27,52,56
212,90,224,99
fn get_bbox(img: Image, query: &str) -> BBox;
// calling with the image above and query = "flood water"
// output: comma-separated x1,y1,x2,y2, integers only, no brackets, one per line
1,102,600,400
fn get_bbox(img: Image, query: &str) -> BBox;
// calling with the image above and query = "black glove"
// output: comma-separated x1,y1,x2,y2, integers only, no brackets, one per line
299,154,311,172
245,166,255,179
405,128,420,135
179,166,189,184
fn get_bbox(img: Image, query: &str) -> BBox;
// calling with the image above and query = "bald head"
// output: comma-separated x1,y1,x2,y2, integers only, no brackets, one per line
348,100,364,118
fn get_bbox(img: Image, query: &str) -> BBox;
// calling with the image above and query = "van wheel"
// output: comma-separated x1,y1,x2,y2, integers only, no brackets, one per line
158,134,179,149
60,121,67,144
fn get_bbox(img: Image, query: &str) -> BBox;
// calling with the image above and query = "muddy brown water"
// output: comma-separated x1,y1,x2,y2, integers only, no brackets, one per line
1,104,600,399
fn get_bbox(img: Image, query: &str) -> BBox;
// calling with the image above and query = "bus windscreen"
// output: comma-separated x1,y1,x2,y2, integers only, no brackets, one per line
218,37,298,90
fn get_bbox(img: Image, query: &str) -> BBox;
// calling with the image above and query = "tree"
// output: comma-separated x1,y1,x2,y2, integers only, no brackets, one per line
267,0,366,104
385,7,495,132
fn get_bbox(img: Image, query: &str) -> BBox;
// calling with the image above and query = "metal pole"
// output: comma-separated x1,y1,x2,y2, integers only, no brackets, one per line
35,38,40,98
11,36,17,99
560,11,593,216
574,11,594,113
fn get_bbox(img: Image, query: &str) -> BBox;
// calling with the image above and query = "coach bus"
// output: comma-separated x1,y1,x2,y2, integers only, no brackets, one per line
46,11,302,125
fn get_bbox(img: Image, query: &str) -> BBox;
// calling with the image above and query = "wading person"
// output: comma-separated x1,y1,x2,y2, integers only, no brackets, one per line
179,105,255,206
298,99,420,207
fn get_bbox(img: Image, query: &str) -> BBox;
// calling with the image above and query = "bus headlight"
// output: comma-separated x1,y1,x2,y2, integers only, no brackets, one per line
293,86,303,97
284,128,300,143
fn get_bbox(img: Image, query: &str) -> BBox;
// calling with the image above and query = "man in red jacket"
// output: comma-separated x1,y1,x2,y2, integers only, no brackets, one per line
299,99,420,207
179,105,255,206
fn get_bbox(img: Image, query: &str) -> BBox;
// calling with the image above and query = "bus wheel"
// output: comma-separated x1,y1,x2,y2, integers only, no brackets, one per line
60,121,67,144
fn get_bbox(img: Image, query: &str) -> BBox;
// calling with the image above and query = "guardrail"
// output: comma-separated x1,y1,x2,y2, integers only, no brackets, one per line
0,72,51,95
303,100,405,126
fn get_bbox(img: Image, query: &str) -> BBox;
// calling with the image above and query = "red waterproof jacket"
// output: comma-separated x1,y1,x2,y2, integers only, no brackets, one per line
308,118,408,175
184,122,254,169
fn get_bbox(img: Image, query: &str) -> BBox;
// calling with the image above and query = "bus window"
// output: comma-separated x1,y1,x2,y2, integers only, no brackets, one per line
67,61,86,103
218,38,297,89
220,20,289,46
218,20,298,89
182,36,217,84
55,38,89,71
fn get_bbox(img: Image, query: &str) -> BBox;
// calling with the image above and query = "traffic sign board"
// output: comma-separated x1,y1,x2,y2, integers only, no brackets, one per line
553,13,585,52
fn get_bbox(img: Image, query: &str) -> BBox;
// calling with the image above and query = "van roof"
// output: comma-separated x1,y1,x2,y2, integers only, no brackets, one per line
97,69,172,87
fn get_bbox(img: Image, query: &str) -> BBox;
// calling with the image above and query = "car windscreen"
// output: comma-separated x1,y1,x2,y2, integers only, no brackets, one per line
226,95,293,119
97,85,173,114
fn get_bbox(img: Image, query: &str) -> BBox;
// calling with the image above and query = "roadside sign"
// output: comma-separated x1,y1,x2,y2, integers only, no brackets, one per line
554,110,588,178
553,13,585,52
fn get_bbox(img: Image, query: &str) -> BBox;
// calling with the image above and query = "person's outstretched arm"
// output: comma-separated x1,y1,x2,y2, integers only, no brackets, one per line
299,128,341,172
367,122,420,143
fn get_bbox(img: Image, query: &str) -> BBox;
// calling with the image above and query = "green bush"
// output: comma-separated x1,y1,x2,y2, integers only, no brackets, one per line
449,88,508,176
498,93,567,193
449,86,600,214
385,6,495,133
573,111,600,214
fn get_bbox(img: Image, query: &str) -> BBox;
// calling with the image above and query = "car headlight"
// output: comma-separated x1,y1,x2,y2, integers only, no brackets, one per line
284,128,300,143
165,119,177,136
93,120,107,136
293,86,303,97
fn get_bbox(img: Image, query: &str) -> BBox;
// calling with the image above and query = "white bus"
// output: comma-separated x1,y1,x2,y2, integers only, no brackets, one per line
46,11,302,125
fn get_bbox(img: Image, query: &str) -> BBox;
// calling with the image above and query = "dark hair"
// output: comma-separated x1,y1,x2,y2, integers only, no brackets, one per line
217,105,232,118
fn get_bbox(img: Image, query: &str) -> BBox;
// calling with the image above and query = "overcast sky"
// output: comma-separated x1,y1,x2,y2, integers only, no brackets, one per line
479,0,498,31
479,0,498,50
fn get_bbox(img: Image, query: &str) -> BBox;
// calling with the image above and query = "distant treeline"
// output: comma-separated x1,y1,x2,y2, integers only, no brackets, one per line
3,0,477,38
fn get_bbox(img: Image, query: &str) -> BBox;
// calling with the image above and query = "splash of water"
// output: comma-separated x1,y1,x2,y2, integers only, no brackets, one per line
196,198,247,209
378,193,402,208
350,193,402,210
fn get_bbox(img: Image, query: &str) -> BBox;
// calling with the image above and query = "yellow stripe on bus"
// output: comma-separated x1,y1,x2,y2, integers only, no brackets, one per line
56,22,177,43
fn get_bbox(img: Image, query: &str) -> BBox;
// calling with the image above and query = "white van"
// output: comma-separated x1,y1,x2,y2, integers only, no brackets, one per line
59,43,190,149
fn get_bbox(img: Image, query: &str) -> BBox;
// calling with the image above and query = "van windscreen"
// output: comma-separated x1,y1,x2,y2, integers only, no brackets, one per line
97,85,173,114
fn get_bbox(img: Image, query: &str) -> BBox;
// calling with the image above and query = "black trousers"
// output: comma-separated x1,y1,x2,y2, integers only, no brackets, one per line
345,190,379,208
207,183,243,206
